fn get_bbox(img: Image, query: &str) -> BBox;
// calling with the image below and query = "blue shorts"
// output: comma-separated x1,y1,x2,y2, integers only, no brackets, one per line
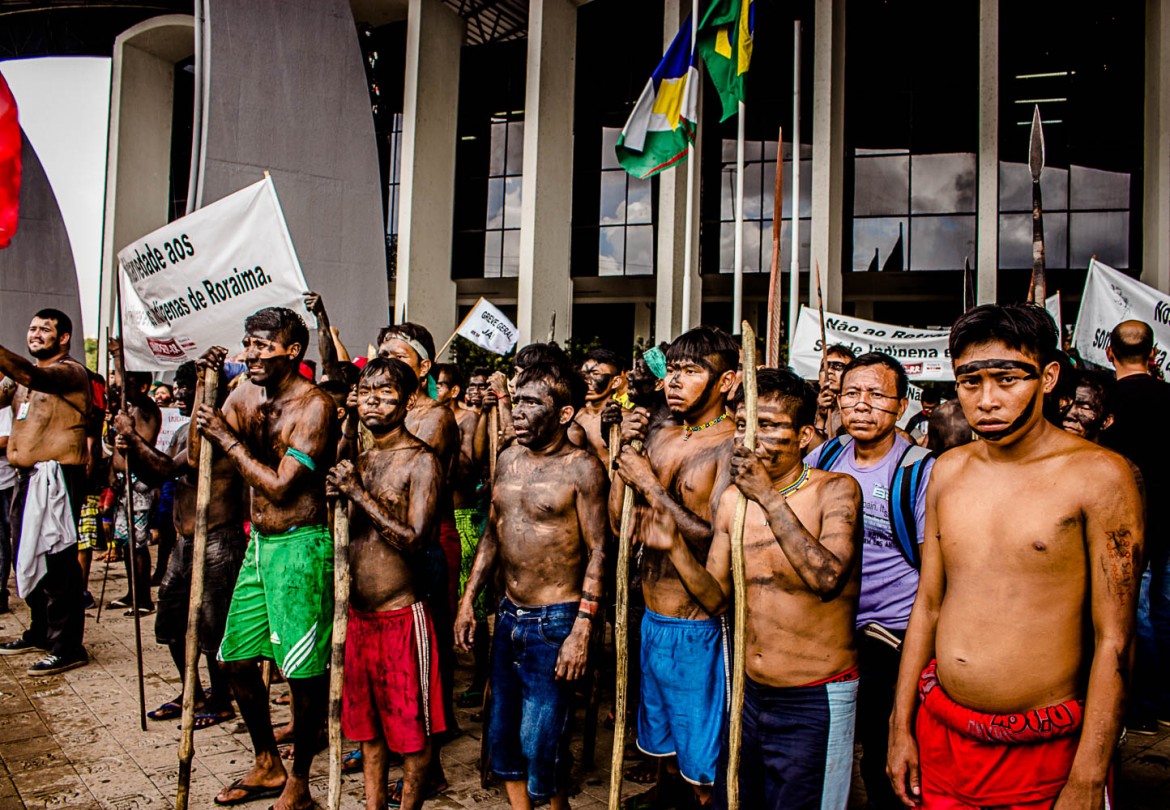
637,609,729,785
487,597,576,802
718,673,859,809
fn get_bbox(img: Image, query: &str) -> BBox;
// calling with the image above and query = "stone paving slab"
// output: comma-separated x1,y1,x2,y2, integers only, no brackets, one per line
0,557,1166,808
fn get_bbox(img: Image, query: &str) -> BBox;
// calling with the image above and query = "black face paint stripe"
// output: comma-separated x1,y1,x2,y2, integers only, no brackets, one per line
954,359,1040,377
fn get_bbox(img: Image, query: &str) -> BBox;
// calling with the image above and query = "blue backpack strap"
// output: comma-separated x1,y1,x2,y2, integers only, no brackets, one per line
814,436,850,471
890,445,931,570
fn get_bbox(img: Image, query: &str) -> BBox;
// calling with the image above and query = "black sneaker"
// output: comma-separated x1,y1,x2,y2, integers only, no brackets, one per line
0,638,45,656
27,653,88,676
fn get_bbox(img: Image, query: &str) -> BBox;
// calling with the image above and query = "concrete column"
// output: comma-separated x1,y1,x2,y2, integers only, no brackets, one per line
516,0,577,345
654,0,702,342
1145,0,1170,293
395,0,463,333
976,0,999,303
809,0,845,312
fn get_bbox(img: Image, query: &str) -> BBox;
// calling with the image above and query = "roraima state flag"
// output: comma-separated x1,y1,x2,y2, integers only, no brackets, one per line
457,298,519,356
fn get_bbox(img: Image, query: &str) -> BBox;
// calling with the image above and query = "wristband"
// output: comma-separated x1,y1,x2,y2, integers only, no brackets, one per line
577,610,596,622
577,598,599,620
225,440,241,454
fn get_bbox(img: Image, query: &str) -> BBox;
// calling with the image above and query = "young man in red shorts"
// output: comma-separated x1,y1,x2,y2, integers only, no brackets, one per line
888,304,1143,809
327,357,447,810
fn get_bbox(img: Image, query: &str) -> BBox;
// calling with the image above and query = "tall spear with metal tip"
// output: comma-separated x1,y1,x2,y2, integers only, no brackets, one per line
1028,105,1047,305
765,127,784,368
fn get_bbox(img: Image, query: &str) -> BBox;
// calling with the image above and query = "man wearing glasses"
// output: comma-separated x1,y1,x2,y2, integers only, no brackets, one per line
804,352,934,810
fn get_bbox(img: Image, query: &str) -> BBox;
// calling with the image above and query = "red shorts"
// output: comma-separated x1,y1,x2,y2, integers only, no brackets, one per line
437,516,461,616
916,660,1084,809
341,602,448,753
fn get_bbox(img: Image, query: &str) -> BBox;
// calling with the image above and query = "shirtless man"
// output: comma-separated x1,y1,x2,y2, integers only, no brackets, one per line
809,344,856,451
112,360,246,728
194,307,337,810
455,360,608,809
107,364,161,614
575,348,626,466
1059,369,1114,444
666,368,863,808
888,304,1143,809
0,309,91,675
611,325,738,803
328,358,447,810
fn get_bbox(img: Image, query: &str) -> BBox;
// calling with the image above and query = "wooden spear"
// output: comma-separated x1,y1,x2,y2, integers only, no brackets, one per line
765,128,784,368
607,424,621,481
326,502,352,810
548,311,557,344
607,433,644,810
1029,105,1047,305
725,320,759,810
175,365,219,810
95,328,115,624
815,259,828,364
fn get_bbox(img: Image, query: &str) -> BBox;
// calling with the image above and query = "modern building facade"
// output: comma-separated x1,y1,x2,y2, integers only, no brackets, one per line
2,0,1167,356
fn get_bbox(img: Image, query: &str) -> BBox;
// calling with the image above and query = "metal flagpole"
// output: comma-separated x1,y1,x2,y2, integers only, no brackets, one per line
787,20,803,344
681,0,699,333
732,101,746,329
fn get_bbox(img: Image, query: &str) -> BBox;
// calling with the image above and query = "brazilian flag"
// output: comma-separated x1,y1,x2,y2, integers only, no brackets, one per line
696,0,755,121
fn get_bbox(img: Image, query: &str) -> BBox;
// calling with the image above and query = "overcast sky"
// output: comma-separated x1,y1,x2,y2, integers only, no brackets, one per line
1,57,111,339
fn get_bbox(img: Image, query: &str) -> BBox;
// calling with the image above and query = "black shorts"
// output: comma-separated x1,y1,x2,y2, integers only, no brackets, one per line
155,525,246,653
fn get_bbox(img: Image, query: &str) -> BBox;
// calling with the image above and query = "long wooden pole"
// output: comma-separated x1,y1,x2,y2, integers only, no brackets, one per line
607,423,621,481
607,436,643,810
787,20,803,344
175,365,219,810
327,504,351,810
113,290,148,732
725,321,758,810
488,408,500,482
765,127,784,368
95,328,115,624
1029,105,1047,305
815,260,829,364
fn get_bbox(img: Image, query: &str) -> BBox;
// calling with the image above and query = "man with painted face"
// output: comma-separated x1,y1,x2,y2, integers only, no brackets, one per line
327,358,448,810
664,368,863,808
610,325,738,805
0,309,91,675
804,352,933,810
809,344,856,451
1059,369,1114,444
575,348,626,467
194,306,337,810
455,360,608,810
889,304,1143,810
107,364,161,614
111,360,246,729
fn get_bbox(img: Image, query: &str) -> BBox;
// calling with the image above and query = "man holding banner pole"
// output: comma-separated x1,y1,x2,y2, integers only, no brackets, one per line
193,307,337,810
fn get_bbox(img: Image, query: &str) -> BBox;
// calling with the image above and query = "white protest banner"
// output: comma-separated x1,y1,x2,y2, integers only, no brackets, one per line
1045,292,1062,330
790,306,954,382
117,176,311,371
455,297,520,356
1072,259,1170,375
155,407,190,451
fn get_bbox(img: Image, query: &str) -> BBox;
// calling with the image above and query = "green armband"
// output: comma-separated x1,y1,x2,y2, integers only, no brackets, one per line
285,447,317,471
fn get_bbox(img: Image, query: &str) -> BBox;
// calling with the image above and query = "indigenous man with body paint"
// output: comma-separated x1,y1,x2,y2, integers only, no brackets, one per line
327,358,448,810
455,360,608,810
888,304,1143,810
808,344,856,451
666,368,863,808
574,348,626,467
193,307,337,810
376,322,460,803
111,360,245,729
610,325,738,806
804,353,934,810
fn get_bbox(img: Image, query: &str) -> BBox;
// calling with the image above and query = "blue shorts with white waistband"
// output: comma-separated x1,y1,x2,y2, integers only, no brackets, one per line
637,608,729,786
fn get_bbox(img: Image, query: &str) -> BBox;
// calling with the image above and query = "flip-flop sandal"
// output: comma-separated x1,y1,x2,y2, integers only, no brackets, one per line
147,700,183,721
183,711,236,731
624,758,659,785
212,778,284,806
342,749,363,773
386,776,448,808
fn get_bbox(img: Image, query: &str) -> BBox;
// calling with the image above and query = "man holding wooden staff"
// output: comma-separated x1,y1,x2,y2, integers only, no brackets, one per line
0,309,90,675
193,306,337,810
610,325,738,807
326,357,448,810
888,304,1142,809
665,368,863,808
455,359,608,810
110,360,245,727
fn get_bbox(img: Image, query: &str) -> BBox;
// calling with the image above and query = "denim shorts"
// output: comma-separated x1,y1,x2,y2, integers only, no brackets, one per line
487,596,577,802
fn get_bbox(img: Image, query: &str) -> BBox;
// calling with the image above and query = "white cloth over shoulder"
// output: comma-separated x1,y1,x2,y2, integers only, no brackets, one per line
17,461,78,597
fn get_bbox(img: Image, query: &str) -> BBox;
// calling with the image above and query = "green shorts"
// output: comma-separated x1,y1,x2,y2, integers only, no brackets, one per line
218,524,334,678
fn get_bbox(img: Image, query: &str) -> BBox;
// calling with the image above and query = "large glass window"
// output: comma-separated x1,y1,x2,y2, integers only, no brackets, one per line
385,112,403,278
599,127,654,276
484,117,524,278
716,139,811,275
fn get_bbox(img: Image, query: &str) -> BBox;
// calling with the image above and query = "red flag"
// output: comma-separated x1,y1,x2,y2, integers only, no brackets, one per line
0,72,21,249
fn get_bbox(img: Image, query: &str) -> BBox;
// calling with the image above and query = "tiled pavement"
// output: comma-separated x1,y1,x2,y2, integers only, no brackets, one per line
0,558,1167,808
